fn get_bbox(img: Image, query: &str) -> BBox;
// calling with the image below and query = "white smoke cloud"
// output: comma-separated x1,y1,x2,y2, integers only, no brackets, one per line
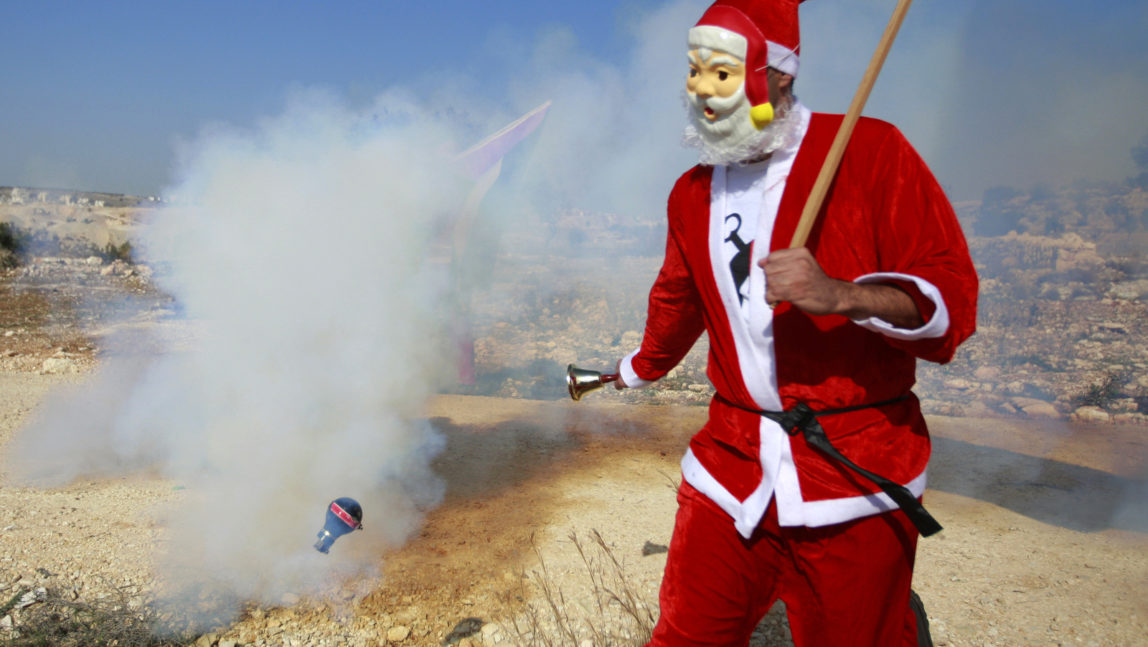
143,87,475,609
7,87,479,622
494,0,703,223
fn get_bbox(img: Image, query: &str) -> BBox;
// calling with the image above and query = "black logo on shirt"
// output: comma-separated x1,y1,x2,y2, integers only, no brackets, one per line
724,213,752,305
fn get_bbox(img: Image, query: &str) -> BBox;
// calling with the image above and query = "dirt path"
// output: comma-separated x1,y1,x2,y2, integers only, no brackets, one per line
1,378,1146,646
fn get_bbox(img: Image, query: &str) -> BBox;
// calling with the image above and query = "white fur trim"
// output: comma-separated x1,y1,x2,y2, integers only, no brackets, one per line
619,348,653,389
687,27,800,77
682,449,745,524
850,272,950,340
772,417,806,525
682,446,774,539
790,469,928,528
766,40,799,76
682,437,928,535
773,424,928,527
688,25,748,60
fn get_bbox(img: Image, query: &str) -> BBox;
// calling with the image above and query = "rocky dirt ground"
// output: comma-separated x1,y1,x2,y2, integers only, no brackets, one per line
2,376,1146,646
1,203,1146,646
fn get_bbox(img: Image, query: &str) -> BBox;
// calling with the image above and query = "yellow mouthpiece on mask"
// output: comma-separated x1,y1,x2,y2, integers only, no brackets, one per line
750,103,774,130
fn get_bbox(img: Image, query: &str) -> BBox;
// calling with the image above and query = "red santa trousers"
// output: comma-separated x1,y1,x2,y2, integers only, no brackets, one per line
647,481,921,647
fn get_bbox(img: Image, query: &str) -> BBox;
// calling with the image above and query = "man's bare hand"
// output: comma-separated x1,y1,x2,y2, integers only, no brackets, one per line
758,247,925,327
759,247,847,315
613,359,629,390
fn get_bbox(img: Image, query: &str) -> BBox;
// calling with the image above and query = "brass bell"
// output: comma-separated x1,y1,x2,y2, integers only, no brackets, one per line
566,364,619,401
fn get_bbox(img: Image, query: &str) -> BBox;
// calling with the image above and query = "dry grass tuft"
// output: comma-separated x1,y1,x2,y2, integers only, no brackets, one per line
0,584,195,647
504,530,657,647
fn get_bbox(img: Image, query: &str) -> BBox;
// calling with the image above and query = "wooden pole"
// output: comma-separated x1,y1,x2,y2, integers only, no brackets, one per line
788,0,914,249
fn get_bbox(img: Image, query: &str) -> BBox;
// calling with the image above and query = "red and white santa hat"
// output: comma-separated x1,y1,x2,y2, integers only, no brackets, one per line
688,0,805,127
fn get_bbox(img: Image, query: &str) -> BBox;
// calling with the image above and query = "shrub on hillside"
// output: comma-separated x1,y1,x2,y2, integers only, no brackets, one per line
0,221,28,268
94,240,134,264
1070,372,1129,410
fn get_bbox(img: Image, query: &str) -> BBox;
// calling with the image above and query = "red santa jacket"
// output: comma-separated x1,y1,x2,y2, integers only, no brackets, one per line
622,110,977,536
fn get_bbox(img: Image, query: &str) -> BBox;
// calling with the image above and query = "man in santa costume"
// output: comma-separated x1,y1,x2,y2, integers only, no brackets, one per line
612,1,978,645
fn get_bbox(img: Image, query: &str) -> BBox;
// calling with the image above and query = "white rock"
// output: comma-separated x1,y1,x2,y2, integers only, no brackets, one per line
481,622,501,638
386,625,410,642
1013,398,1059,419
1072,406,1111,423
973,366,1000,380
40,357,78,374
1107,280,1148,300
1111,398,1139,413
14,587,46,610
963,401,995,418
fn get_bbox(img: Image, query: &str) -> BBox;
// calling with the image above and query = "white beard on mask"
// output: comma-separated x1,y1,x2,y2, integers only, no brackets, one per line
682,83,800,166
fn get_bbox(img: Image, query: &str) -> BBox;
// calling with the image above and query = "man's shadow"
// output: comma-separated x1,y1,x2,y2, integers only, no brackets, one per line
427,416,582,502
929,436,1148,533
426,404,664,504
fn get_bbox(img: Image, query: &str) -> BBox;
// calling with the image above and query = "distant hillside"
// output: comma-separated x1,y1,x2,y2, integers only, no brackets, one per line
0,186,156,209
958,177,1148,256
0,188,153,260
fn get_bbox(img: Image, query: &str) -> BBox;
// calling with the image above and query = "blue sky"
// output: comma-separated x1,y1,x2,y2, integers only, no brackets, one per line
2,0,1146,202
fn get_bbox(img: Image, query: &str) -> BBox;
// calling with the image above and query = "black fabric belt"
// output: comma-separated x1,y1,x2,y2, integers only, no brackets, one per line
716,392,942,537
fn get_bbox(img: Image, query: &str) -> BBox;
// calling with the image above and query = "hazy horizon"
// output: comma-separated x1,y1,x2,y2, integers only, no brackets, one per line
2,1,1146,202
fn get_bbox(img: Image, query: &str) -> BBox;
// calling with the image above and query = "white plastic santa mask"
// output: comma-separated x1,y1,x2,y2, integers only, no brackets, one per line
683,0,803,165
683,38,793,166
685,42,759,153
